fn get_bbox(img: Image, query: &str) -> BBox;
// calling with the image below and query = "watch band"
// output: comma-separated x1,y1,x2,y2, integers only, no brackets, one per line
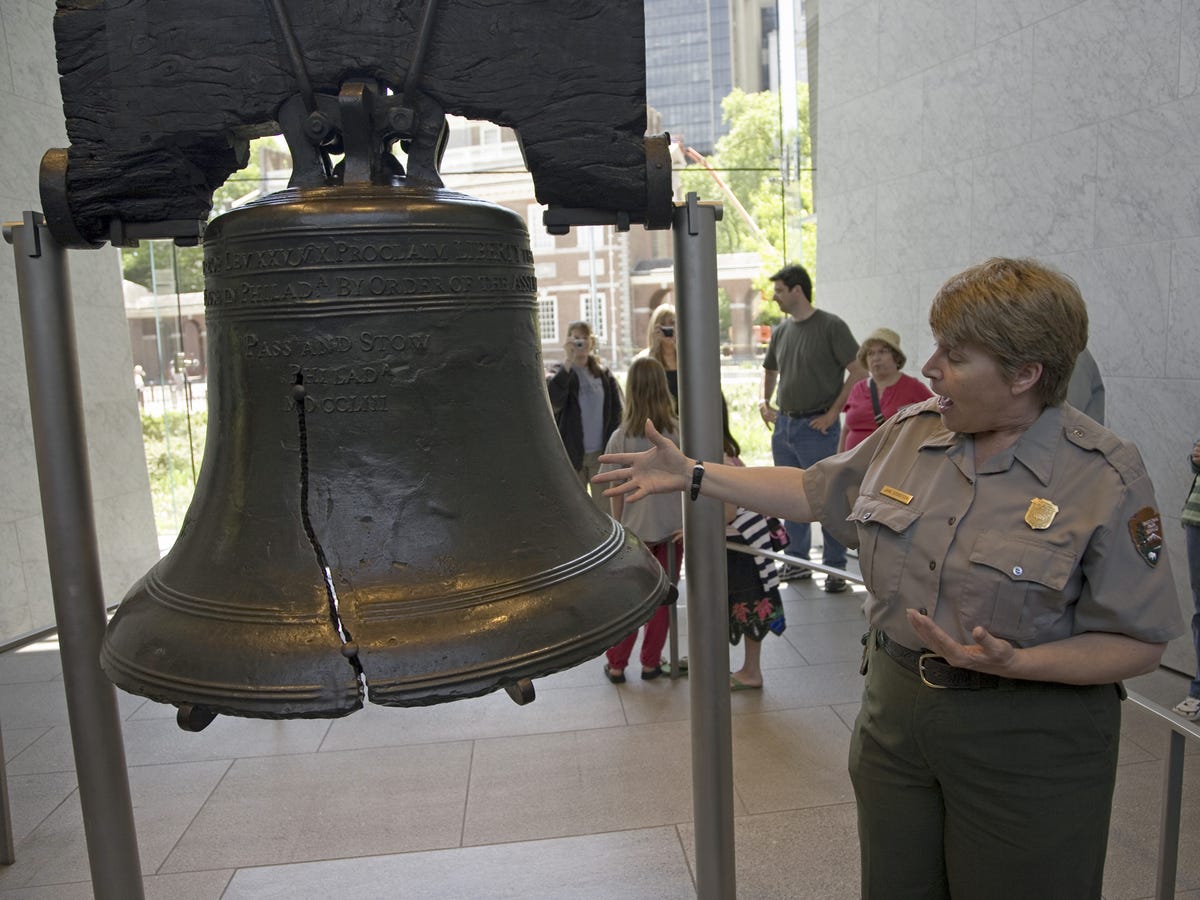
689,460,705,501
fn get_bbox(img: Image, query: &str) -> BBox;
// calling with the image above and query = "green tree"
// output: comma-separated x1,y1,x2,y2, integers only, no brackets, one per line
678,85,814,297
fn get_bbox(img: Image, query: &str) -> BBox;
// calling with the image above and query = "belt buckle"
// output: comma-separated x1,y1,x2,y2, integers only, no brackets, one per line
917,652,949,689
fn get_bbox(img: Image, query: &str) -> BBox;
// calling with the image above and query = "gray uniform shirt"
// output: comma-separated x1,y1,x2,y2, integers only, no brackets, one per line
804,398,1183,652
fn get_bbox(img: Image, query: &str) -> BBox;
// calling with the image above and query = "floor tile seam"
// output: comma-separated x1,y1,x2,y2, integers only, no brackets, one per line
1114,732,1171,762
2,724,55,767
121,696,155,720
0,872,93,894
732,703,857,729
156,836,473,877
0,717,72,735
308,714,336,753
458,739,475,848
670,822,700,894
281,734,461,758
1112,756,1188,781
729,658,864,678
153,756,236,877
319,718,648,752
299,823,687,865
778,614,872,627
6,731,81,776
731,778,750,817
464,718,691,749
1115,717,1200,762
5,779,80,855
0,675,68,687
731,798,859,821
458,821,698,851
122,745,345,767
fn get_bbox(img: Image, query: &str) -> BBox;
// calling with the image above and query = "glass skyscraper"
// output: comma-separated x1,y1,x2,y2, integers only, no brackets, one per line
644,0,734,156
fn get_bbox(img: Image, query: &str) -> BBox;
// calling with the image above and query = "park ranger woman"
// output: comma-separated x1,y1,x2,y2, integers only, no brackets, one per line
595,257,1183,900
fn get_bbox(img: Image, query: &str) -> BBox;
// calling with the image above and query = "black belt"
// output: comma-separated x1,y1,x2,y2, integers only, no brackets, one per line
779,407,827,419
876,630,1060,691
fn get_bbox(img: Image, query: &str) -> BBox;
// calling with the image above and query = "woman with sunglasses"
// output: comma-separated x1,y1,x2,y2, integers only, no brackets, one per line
638,304,678,405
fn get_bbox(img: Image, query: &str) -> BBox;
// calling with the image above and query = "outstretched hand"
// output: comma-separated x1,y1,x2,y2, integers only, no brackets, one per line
593,420,690,503
905,608,1017,675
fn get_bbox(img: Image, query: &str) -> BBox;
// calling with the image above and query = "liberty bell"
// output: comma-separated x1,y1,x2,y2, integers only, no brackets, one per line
100,82,670,727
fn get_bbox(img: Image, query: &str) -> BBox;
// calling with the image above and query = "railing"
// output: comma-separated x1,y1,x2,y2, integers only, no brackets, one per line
725,542,1197,899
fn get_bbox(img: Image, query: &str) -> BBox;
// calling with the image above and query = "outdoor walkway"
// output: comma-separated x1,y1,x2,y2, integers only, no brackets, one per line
0,568,1196,899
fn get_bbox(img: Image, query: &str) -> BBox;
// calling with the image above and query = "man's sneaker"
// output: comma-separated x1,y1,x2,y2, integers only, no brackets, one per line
778,564,812,583
823,576,849,594
1173,696,1200,720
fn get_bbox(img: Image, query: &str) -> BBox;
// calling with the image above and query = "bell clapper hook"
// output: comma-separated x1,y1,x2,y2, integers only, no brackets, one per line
176,704,218,732
504,679,535,706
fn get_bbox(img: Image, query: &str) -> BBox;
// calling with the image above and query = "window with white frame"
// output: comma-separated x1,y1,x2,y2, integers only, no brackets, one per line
537,293,559,342
575,224,606,250
581,293,606,340
526,204,555,252
577,257,605,278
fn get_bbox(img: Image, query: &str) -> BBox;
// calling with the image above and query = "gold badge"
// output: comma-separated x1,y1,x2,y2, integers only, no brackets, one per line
880,485,913,505
1024,498,1058,530
1128,506,1164,567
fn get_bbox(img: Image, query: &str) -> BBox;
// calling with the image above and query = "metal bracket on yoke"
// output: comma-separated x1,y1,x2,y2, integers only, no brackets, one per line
543,132,675,234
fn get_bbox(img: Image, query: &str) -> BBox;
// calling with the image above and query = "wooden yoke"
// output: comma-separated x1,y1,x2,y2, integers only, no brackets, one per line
42,0,672,248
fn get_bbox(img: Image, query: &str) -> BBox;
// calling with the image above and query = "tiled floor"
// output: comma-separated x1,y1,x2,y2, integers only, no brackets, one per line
0,566,1198,899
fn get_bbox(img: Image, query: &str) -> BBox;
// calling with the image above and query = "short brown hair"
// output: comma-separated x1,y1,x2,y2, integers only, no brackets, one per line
929,258,1087,406
770,264,812,302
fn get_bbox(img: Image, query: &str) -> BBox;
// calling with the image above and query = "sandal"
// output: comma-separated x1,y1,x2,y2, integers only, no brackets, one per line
603,664,626,684
730,676,762,692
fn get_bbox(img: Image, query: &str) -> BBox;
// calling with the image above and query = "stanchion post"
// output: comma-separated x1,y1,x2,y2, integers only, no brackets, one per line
674,194,736,900
1155,728,1185,899
6,212,146,899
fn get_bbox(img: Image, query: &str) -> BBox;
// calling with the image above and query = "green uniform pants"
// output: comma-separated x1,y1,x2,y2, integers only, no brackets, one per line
849,634,1122,900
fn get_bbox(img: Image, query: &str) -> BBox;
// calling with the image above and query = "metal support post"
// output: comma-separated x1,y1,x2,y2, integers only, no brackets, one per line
674,194,736,900
1154,728,1185,899
666,541,681,679
6,212,146,899
0,718,11,863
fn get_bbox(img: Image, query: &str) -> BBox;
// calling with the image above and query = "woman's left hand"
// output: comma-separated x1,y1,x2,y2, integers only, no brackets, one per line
905,608,1016,674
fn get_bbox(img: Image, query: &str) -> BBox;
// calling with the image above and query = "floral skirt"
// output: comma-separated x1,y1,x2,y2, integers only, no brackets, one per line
727,545,786,644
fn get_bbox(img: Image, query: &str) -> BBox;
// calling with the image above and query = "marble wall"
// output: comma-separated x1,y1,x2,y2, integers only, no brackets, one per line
0,1,159,641
813,0,1200,672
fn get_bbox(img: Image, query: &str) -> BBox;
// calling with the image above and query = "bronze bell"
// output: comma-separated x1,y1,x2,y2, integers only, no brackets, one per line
100,181,670,722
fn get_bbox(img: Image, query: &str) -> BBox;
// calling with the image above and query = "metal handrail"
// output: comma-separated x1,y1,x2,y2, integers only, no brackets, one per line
725,543,862,584
1121,690,1200,898
725,541,1195,898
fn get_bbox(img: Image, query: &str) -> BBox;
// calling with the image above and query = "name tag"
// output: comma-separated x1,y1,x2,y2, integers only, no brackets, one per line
880,485,913,505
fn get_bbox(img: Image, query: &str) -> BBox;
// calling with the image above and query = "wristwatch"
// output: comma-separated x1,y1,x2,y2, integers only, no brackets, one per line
689,460,705,501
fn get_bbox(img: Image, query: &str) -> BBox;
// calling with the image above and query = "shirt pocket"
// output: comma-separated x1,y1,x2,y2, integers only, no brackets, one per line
964,531,1077,642
849,495,920,604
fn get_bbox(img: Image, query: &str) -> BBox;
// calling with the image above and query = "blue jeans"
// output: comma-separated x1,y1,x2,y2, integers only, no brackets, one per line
771,413,846,569
1187,524,1200,697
